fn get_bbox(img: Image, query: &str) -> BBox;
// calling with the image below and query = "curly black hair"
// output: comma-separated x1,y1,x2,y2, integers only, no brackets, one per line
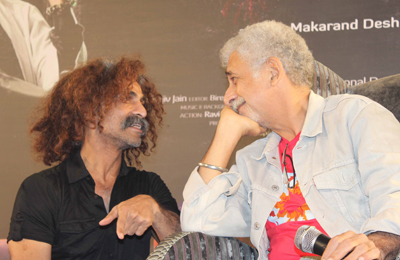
30,57,164,167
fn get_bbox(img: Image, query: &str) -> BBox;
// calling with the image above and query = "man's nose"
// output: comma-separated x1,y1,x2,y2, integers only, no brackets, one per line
224,85,238,107
135,102,147,118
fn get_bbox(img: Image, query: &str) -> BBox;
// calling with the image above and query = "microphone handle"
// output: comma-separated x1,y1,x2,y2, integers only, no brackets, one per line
313,234,352,259
313,234,330,256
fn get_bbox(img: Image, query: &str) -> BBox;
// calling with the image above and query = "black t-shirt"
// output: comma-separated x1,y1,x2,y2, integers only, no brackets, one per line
8,150,180,260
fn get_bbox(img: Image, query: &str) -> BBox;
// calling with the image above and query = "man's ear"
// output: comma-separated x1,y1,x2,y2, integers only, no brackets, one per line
265,57,284,86
86,119,98,130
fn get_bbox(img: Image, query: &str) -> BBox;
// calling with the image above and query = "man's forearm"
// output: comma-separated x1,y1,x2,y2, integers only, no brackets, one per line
152,208,181,241
198,121,242,184
368,231,400,260
198,107,266,184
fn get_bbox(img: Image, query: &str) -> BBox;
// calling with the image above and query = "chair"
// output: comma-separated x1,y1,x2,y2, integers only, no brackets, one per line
147,232,258,260
312,60,350,97
347,73,400,121
313,60,400,121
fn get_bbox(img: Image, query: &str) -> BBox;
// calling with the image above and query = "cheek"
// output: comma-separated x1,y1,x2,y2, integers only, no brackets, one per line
107,115,124,128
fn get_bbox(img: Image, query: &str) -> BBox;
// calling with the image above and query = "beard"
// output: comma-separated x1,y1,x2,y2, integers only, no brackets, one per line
230,97,271,135
114,115,149,148
121,115,149,137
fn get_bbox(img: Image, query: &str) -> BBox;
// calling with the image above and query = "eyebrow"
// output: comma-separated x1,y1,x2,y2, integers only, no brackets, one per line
129,91,146,102
225,71,239,80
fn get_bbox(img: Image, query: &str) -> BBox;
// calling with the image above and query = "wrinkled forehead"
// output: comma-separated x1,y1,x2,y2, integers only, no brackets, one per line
226,51,252,75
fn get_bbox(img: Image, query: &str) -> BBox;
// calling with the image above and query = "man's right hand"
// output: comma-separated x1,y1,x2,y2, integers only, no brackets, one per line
197,106,266,184
219,106,266,138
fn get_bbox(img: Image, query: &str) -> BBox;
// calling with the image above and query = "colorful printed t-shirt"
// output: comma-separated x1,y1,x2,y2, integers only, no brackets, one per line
265,132,328,259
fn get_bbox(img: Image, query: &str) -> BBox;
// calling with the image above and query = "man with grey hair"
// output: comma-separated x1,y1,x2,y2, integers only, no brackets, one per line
181,20,400,260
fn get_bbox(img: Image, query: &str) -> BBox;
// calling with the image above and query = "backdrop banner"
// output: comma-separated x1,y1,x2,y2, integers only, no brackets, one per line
0,0,399,237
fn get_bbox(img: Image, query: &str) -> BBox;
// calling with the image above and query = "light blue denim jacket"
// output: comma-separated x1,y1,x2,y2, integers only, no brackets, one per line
181,91,400,260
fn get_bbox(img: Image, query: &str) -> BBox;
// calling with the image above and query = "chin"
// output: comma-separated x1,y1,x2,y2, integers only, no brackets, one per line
129,141,142,148
120,139,142,150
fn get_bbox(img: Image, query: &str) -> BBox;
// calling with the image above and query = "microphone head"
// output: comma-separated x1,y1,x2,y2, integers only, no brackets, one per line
294,225,323,253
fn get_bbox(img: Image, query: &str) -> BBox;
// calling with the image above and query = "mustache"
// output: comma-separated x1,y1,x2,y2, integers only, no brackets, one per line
231,97,246,113
121,115,149,136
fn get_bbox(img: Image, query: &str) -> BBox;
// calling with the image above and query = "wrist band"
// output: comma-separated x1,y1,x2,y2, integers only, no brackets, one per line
198,162,228,173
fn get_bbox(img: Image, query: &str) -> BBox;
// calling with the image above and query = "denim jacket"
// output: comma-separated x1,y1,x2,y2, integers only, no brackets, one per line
181,91,400,260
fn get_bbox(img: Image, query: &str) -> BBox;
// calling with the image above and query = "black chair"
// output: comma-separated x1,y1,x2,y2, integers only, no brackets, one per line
147,232,258,260
313,60,400,121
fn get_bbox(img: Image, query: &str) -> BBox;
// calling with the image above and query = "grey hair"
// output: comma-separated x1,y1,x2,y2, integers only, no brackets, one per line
220,20,314,87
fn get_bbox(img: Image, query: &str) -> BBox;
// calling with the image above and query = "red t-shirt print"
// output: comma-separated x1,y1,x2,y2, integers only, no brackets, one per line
265,133,328,259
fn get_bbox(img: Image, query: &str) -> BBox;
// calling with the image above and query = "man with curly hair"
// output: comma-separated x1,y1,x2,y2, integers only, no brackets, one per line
7,57,181,259
181,21,400,260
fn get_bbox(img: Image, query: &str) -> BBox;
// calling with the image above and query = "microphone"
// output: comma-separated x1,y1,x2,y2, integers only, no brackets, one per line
294,225,330,256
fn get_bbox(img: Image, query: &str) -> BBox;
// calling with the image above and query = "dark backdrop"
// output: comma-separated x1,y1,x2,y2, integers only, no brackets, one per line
0,0,399,237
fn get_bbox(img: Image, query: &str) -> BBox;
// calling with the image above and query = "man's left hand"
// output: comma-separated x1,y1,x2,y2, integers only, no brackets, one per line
321,231,381,260
99,195,159,239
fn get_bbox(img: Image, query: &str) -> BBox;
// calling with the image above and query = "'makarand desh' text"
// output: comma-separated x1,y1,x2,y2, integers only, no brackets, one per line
292,17,399,32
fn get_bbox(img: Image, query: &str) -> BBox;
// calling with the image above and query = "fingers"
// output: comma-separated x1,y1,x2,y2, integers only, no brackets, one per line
116,209,153,238
99,206,118,226
322,231,380,260
116,208,128,240
123,215,152,237
351,244,381,260
322,231,354,259
101,195,157,240
220,107,264,136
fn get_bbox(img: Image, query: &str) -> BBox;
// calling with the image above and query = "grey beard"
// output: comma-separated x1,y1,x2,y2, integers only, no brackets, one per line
121,115,149,137
231,97,246,113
